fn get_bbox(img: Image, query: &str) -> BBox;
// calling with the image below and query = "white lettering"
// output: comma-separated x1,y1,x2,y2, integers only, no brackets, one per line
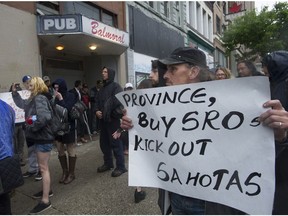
55,19,65,30
44,19,54,30
66,18,76,29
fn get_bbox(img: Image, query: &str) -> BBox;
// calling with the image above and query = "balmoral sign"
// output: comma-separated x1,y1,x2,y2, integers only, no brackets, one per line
37,14,129,47
82,16,129,47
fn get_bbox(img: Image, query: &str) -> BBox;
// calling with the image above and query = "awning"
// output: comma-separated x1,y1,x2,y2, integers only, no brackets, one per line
37,14,129,56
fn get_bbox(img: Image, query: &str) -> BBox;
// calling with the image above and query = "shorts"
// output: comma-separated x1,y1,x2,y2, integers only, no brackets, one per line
35,144,53,153
55,129,76,144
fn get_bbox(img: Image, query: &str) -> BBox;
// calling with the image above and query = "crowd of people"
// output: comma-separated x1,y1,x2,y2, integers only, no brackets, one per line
1,47,288,215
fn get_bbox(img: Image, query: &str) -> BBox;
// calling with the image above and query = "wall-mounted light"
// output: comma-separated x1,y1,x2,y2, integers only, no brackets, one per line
55,45,64,51
89,44,97,51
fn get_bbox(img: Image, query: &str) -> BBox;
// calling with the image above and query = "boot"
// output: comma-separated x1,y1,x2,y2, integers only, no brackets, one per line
58,155,68,183
64,156,77,184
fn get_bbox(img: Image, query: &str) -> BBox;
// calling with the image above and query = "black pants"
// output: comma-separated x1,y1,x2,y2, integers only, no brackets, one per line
0,192,12,215
99,119,125,170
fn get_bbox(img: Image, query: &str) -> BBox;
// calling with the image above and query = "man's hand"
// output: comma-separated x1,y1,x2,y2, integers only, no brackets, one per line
112,130,122,140
259,100,288,142
55,91,63,101
96,111,102,119
120,109,133,130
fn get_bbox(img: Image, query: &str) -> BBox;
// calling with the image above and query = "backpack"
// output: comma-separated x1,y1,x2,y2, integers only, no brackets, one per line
69,100,88,120
48,98,70,136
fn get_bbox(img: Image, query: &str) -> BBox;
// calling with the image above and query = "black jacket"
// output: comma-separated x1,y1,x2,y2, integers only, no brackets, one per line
95,68,123,122
52,78,78,130
263,50,288,214
12,92,54,144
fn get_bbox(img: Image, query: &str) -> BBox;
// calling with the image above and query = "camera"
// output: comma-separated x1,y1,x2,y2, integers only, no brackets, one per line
15,83,21,91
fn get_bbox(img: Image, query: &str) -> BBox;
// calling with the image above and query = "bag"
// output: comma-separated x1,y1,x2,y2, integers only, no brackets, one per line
48,99,70,136
0,154,24,195
69,100,88,120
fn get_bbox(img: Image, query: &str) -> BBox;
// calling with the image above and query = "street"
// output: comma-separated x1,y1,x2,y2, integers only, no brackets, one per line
11,135,161,215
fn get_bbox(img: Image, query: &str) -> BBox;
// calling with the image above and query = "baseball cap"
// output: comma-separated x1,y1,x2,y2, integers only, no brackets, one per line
43,76,50,82
124,83,133,89
22,75,31,83
159,47,207,67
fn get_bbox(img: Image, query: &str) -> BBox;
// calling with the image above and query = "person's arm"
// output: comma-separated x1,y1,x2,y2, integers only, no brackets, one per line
11,83,25,109
95,90,102,119
259,99,288,142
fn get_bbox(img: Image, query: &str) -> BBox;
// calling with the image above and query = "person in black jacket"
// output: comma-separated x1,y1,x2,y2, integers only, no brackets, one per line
53,78,78,184
95,67,127,177
12,77,54,214
261,50,288,215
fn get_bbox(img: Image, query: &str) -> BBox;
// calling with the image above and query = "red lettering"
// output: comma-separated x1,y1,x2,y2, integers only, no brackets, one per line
91,21,99,34
90,21,125,44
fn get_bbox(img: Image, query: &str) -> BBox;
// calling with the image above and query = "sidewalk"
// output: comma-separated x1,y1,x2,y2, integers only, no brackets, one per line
11,135,161,215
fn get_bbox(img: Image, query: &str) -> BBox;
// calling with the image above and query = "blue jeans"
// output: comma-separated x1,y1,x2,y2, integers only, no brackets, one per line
35,144,53,153
170,193,205,215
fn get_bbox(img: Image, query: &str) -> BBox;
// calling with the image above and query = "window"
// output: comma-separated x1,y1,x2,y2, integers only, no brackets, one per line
148,1,154,8
62,2,117,27
173,2,180,25
36,2,59,15
203,9,207,37
196,3,201,31
208,15,212,41
216,15,221,35
102,11,116,27
163,1,170,18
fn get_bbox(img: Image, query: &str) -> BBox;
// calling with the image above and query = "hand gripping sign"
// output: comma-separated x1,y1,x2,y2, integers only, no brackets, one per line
116,77,275,215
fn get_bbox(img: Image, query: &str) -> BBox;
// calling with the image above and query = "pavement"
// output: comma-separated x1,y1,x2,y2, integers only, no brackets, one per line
11,134,161,215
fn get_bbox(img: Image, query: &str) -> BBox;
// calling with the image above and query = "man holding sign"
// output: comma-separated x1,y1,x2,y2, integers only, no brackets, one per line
119,47,278,215
122,47,215,214
156,47,212,214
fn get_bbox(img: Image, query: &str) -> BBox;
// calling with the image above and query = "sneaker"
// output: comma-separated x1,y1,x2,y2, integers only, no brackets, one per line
76,142,83,146
80,138,88,143
34,172,42,181
23,171,37,178
32,190,53,199
97,164,113,173
111,168,127,177
29,201,51,214
134,189,146,203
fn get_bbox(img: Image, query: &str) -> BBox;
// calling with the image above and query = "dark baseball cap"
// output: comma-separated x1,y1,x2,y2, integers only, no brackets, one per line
159,47,207,67
22,75,32,83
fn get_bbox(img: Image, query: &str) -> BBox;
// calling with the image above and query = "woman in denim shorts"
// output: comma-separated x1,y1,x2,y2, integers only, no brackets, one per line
12,77,54,214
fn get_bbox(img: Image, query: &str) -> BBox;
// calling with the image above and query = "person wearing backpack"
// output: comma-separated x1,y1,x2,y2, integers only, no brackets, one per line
52,78,78,184
11,77,54,214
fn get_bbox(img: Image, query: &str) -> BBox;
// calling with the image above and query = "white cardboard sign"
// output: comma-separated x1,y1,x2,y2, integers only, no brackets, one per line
116,77,275,215
0,90,30,123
